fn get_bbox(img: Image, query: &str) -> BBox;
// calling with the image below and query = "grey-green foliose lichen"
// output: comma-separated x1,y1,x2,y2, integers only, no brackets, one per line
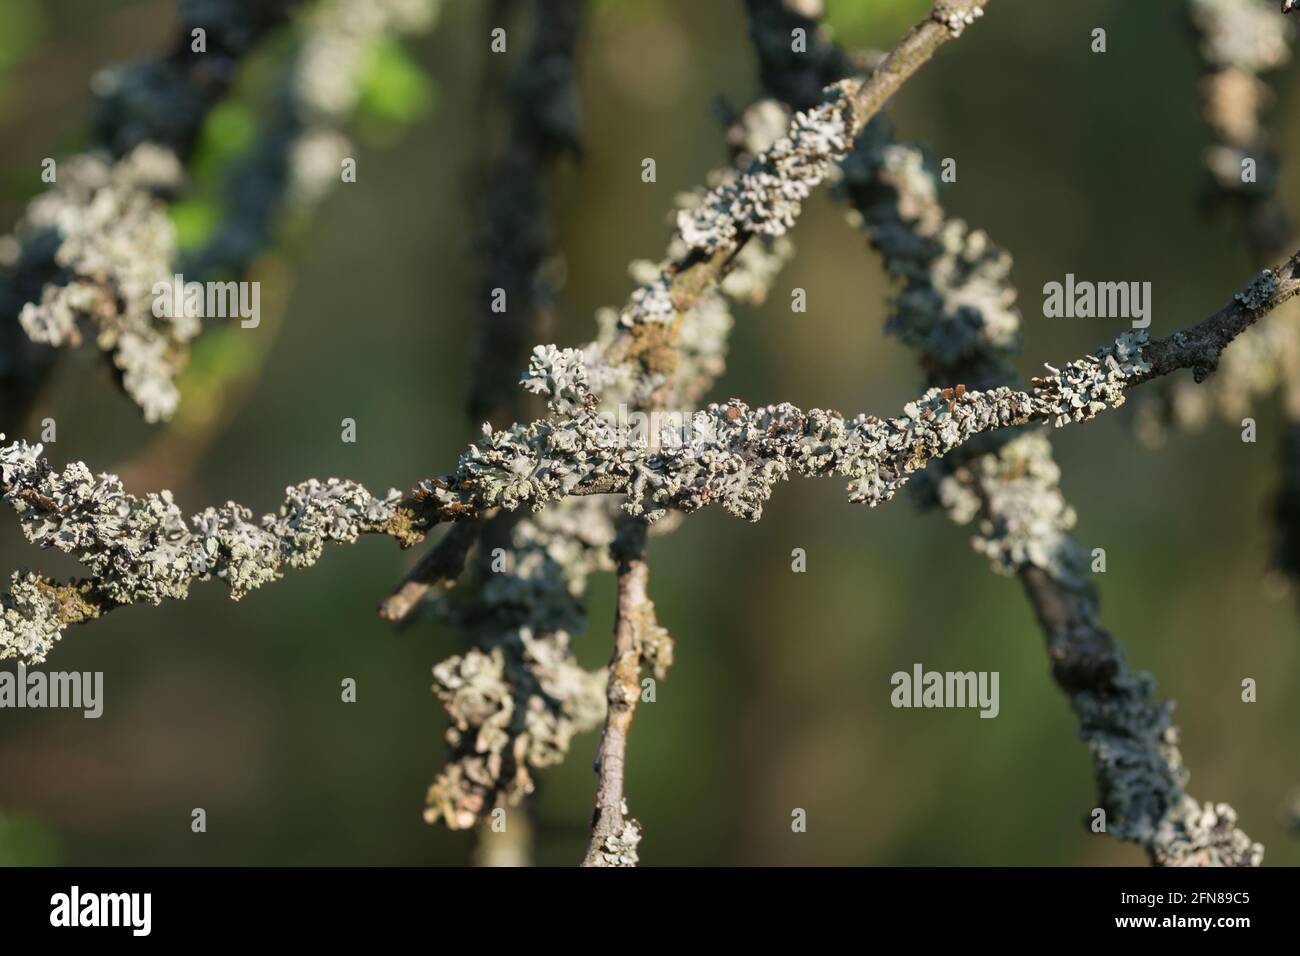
0,433,401,662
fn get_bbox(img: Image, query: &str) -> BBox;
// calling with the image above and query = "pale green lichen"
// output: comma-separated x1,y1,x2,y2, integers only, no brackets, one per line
1233,268,1280,310
521,344,594,416
0,572,68,664
1190,0,1293,73
675,80,857,258
415,334,1147,527
595,815,642,867
14,145,189,422
939,431,1087,587
1033,330,1151,427
422,448,616,829
423,507,610,829
423,142,794,831
0,433,401,661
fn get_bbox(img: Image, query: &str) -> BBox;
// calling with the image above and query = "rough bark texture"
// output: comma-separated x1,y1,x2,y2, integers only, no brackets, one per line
581,518,667,867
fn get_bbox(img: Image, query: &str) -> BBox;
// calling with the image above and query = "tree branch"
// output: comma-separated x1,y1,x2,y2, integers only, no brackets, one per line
595,0,990,409
377,517,482,623
746,0,1267,865
0,0,307,430
0,0,441,428
581,517,668,867
4,249,1298,664
383,0,582,626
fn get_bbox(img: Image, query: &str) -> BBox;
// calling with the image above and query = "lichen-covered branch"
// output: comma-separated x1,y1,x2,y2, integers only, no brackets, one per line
580,517,669,867
738,0,1264,864
1019,562,1261,866
5,249,1300,666
861,145,1267,866
593,0,990,410
1136,0,1296,446
419,0,791,833
410,0,991,698
851,146,1261,864
415,254,1296,527
0,0,305,429
0,0,440,428
0,437,410,662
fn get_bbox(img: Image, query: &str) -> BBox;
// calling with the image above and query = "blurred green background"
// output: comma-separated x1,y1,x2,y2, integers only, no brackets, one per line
1,0,1298,866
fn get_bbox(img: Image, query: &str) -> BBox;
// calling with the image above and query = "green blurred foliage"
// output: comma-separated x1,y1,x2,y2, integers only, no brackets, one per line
357,40,436,145
0,814,60,865
0,0,48,74
824,0,931,40
169,198,221,250
191,100,258,178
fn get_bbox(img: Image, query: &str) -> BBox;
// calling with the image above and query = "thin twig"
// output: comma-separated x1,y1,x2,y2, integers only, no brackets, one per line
582,517,660,867
378,518,483,623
